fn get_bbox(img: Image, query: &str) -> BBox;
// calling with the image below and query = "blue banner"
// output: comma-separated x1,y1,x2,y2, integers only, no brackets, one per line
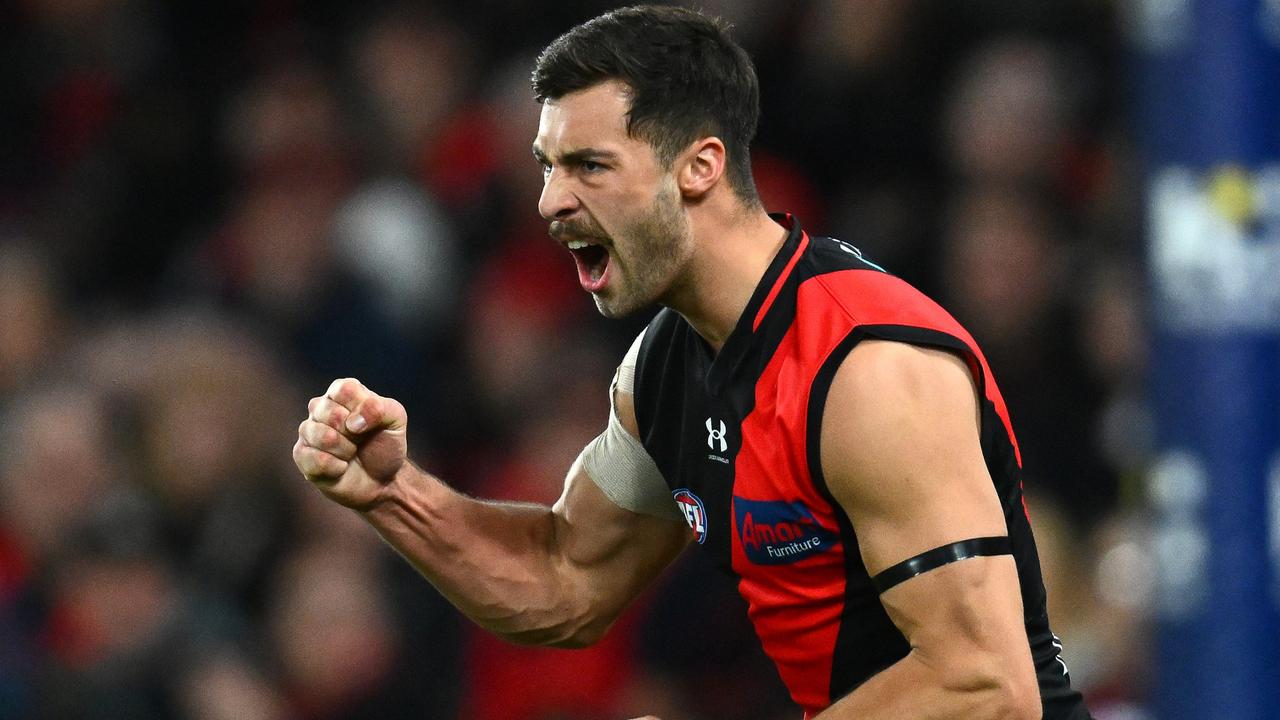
1133,0,1280,716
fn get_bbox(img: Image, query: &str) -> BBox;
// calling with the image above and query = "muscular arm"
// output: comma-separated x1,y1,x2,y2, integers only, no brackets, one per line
293,378,690,648
814,341,1040,720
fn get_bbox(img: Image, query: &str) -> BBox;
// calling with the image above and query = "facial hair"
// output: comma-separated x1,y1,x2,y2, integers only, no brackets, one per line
593,181,692,318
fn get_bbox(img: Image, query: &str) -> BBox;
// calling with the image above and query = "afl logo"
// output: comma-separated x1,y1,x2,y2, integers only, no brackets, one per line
673,489,708,544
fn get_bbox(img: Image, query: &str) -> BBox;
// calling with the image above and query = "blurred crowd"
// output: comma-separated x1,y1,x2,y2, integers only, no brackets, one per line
0,1,1156,719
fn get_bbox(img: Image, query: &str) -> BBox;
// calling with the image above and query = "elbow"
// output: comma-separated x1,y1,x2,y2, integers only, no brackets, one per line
934,652,1040,720
541,609,620,648
544,620,611,649
1007,677,1042,720
982,664,1041,720
486,604,616,649
991,681,1040,720
494,618,610,649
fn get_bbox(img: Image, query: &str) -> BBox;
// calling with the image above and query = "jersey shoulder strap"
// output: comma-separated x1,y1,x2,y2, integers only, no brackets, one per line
631,307,688,445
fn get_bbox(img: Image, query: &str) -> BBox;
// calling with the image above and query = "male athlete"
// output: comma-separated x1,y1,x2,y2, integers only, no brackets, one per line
293,6,1091,718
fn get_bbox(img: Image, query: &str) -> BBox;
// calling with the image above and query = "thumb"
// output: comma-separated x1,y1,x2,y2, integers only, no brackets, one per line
344,394,407,435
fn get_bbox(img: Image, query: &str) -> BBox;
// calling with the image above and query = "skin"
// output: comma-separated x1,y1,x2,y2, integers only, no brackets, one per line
538,141,691,319
812,342,1040,719
295,375,689,649
294,79,1040,719
534,80,788,346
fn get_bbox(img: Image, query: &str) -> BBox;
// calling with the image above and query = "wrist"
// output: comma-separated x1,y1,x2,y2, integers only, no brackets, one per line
357,462,462,573
359,461,442,521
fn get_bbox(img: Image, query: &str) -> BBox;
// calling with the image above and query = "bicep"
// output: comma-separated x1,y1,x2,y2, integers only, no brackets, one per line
820,341,1027,664
550,454,690,623
547,339,690,626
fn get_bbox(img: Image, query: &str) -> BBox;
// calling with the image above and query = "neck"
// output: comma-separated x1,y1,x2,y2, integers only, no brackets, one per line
663,202,789,353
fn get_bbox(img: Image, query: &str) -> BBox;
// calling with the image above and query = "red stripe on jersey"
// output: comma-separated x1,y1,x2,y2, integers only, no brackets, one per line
732,282,851,714
754,232,811,331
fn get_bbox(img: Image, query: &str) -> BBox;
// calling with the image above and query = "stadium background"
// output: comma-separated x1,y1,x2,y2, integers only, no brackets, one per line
0,0,1232,718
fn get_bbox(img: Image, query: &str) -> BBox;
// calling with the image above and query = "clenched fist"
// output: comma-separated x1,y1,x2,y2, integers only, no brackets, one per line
293,378,409,511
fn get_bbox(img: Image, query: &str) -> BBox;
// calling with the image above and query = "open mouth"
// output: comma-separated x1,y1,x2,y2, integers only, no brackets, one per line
567,238,611,291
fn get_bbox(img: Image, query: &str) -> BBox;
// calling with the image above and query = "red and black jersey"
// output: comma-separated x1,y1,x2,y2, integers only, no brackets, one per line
633,215,1090,718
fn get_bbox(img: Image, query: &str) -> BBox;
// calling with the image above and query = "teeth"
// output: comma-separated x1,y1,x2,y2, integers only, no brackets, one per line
567,240,592,250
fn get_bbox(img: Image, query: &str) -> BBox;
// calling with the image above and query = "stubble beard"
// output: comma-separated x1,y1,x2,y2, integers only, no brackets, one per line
593,184,692,319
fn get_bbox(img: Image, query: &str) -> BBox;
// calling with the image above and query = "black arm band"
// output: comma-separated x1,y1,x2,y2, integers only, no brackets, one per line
871,536,1013,594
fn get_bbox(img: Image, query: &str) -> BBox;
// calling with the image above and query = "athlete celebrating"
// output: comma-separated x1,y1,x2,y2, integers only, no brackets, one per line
293,6,1091,718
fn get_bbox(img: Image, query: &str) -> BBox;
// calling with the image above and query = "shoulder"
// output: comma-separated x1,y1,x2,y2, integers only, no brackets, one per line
632,307,691,389
803,234,891,275
614,327,649,438
819,340,982,504
830,340,977,413
821,340,980,455
819,339,1001,570
630,309,696,444
796,239,965,334
636,308,686,357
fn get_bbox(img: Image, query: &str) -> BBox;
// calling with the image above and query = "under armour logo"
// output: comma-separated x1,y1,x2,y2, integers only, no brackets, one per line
705,418,728,452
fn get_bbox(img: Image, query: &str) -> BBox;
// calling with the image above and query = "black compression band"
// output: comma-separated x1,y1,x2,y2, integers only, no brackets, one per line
871,536,1012,594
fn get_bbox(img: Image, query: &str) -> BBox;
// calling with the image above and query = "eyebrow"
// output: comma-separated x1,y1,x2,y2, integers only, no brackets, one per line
532,145,619,166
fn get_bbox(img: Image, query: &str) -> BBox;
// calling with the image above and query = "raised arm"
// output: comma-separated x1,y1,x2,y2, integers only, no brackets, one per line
814,341,1040,719
292,373,690,648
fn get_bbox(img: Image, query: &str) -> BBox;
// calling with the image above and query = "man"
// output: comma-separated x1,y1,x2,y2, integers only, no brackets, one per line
293,6,1092,718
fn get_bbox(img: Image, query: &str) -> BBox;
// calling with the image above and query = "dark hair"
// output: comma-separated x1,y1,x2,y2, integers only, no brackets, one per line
532,5,761,205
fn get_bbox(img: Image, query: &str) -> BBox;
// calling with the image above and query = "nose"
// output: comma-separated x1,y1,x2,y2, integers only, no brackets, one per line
538,168,579,221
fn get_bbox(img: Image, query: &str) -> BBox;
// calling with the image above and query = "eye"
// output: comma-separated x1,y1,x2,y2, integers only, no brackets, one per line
581,160,604,173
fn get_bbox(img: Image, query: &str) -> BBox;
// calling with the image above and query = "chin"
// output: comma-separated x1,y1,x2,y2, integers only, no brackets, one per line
592,295,625,319
593,292,650,319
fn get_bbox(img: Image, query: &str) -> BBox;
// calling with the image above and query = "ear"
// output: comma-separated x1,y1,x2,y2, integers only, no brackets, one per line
676,136,727,199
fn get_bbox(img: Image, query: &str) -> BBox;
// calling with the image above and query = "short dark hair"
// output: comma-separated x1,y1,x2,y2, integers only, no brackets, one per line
532,5,761,205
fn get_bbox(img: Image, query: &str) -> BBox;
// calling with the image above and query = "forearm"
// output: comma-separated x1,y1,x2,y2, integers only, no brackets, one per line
361,462,596,646
815,649,1039,720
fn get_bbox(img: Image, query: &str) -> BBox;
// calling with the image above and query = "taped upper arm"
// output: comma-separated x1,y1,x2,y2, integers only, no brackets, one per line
539,330,688,630
580,329,683,522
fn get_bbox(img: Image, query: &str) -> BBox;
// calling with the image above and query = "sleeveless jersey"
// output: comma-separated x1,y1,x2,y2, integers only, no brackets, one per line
632,215,1090,718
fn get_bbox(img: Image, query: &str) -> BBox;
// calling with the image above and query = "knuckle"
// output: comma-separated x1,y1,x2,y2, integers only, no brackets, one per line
294,447,317,474
330,377,363,400
322,453,347,475
299,422,315,444
297,446,342,479
321,426,340,448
